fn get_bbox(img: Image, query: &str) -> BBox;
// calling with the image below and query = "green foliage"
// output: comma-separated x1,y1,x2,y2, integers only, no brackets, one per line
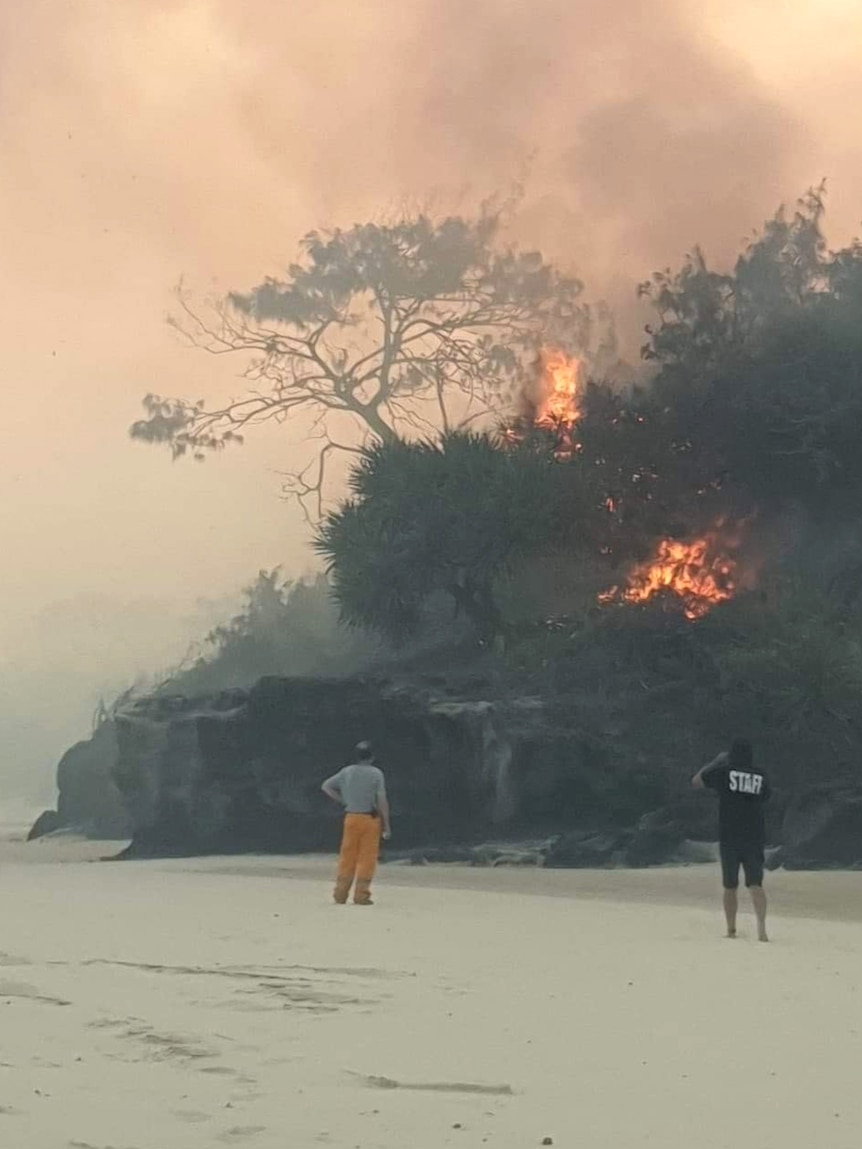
638,187,862,520
711,588,862,746
159,571,378,695
130,210,588,513
641,187,829,380
491,583,862,799
111,188,862,822
315,193,862,646
315,432,567,641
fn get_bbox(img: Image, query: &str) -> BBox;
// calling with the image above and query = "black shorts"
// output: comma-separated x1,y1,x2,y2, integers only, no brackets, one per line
720,842,765,889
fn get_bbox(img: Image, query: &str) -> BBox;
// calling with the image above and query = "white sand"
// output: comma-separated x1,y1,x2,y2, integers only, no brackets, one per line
2,835,862,1149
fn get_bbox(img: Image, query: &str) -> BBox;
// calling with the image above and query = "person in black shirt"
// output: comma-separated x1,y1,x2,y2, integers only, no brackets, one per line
692,738,770,941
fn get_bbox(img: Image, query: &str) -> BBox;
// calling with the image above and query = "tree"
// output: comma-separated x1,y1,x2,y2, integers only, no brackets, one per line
157,570,377,695
315,432,566,642
641,186,829,388
130,210,588,517
636,187,862,520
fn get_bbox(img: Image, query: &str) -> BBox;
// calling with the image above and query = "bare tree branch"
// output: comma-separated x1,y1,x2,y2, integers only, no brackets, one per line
132,211,591,516
278,428,368,526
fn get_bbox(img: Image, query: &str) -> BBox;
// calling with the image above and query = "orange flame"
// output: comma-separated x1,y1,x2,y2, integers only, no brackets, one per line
599,526,741,620
531,348,583,459
503,347,584,457
535,348,582,429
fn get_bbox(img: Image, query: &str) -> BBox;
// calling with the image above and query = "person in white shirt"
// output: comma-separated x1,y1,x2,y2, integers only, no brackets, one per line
322,741,391,905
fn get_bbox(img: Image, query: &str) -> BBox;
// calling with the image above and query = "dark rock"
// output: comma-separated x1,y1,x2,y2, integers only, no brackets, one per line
103,674,691,860
545,830,629,868
110,679,546,858
644,793,722,844
470,842,550,867
52,668,824,865
27,810,62,841
675,839,718,864
387,846,478,865
764,845,784,872
55,721,129,839
625,810,686,867
779,786,862,869
388,840,551,867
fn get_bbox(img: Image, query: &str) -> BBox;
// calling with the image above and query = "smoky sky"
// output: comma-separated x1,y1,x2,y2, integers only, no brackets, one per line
1,0,861,798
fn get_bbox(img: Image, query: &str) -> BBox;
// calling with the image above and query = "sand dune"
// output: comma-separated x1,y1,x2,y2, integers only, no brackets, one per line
1,835,861,1148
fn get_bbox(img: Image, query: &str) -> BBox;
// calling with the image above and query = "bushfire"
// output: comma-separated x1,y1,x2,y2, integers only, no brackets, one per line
535,347,582,430
506,347,584,459
598,527,741,620
514,349,749,621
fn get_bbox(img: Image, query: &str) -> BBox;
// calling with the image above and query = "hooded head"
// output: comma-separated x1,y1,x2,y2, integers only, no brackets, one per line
729,738,753,771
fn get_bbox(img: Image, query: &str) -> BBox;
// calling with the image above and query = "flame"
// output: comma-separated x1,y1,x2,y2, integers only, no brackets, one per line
535,348,582,429
502,347,584,458
530,348,583,459
599,525,742,620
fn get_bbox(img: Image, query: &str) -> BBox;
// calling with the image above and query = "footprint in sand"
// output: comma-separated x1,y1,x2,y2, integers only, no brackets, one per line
81,958,384,1013
351,1072,514,1096
173,1109,211,1124
87,1019,218,1064
88,1017,144,1030
216,1127,267,1143
0,979,70,1006
68,1142,141,1149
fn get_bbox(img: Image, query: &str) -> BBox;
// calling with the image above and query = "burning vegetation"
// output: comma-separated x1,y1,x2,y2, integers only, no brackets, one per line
533,348,583,459
309,191,862,833
317,190,862,654
597,529,741,620
519,348,749,621
504,347,585,460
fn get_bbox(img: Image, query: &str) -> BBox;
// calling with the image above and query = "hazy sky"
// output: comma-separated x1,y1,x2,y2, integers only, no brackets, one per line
2,0,861,800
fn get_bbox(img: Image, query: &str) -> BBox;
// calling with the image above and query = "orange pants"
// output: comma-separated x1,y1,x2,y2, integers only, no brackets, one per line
334,813,381,904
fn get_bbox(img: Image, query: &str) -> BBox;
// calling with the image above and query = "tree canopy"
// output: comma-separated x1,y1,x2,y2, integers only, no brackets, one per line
156,571,378,695
116,189,862,822
130,210,588,516
637,187,862,520
317,190,862,641
314,432,569,641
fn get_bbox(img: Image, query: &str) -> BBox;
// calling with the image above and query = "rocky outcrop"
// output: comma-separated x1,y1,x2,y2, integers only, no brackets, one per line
770,785,862,869
96,674,690,859
545,830,629,868
543,821,718,869
110,679,554,857
388,841,553,867
48,670,862,869
27,810,62,841
624,810,686,868
55,720,129,839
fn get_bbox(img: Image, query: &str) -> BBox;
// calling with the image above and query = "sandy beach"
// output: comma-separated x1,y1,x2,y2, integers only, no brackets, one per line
3,832,862,1149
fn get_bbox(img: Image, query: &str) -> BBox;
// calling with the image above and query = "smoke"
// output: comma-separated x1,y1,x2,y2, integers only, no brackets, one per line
1,2,849,302
1,0,861,797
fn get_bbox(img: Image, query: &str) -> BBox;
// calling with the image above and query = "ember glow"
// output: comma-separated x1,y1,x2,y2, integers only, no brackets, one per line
599,525,743,620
